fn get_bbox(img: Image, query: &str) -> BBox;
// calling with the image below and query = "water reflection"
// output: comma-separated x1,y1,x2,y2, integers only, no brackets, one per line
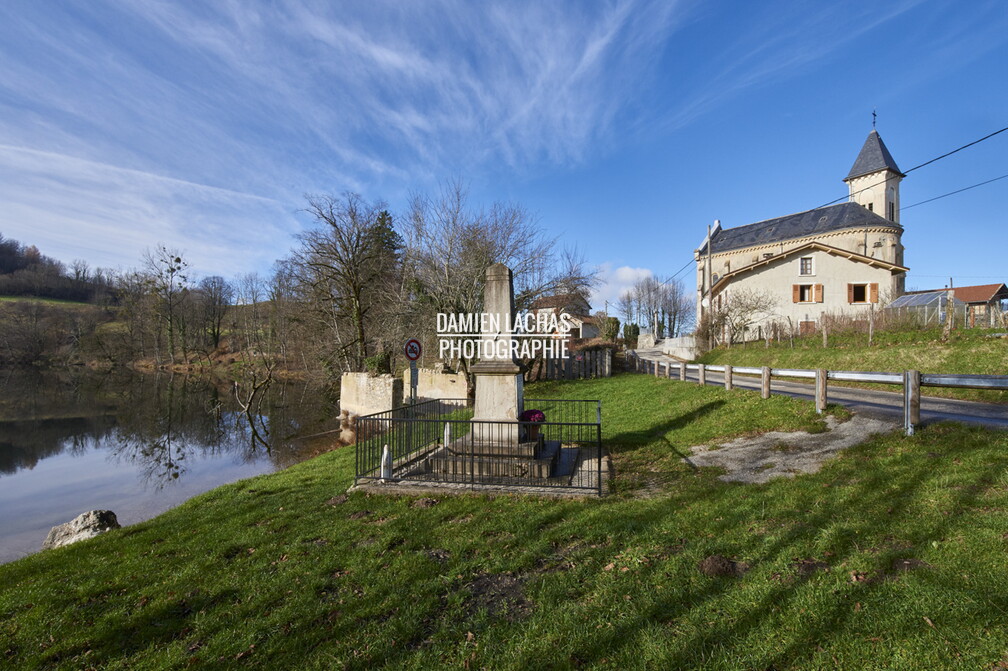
0,369,340,562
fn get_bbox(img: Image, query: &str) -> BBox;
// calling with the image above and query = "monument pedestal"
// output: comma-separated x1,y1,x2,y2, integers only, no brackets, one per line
470,359,523,443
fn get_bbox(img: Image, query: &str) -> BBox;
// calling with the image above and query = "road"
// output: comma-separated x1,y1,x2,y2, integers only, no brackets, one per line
632,348,1008,431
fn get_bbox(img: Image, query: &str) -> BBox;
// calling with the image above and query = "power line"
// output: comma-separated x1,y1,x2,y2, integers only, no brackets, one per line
905,126,1008,174
664,125,1008,284
902,173,1008,210
818,124,1008,208
667,257,694,281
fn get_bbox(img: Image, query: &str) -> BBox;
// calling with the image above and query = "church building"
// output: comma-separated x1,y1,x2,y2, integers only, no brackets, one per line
695,129,910,339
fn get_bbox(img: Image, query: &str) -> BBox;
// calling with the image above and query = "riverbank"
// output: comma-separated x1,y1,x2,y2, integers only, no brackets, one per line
4,374,1008,668
0,368,342,564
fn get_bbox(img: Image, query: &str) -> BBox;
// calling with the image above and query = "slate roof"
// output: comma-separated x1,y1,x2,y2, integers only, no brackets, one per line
845,130,904,181
699,202,899,255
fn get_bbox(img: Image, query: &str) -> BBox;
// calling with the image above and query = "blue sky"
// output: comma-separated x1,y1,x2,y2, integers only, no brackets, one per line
1,1,1006,308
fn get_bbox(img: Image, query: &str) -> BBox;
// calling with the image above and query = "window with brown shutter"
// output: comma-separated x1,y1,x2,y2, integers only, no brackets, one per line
848,283,869,303
814,284,823,303
793,285,800,303
870,283,878,303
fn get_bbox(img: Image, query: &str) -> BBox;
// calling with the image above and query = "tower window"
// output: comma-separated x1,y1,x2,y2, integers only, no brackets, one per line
867,202,873,212
888,201,895,221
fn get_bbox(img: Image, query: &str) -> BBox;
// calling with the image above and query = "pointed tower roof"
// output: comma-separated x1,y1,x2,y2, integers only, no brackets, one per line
844,130,904,181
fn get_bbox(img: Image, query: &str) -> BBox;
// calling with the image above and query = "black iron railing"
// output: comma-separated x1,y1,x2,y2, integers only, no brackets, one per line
354,398,603,495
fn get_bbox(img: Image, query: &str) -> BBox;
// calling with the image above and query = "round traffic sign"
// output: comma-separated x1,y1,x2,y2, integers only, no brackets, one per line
404,338,422,361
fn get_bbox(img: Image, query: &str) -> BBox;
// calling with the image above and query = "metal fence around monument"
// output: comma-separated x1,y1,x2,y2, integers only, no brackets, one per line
354,398,603,495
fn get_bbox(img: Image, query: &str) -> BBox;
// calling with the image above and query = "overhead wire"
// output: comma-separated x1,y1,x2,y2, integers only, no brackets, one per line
818,124,1008,208
660,124,1008,285
902,173,1008,210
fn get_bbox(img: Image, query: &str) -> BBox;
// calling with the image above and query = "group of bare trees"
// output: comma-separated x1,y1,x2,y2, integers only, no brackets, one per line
1,181,599,377
278,180,598,378
616,275,693,340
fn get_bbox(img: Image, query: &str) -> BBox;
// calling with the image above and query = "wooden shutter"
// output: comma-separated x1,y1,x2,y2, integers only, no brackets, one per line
792,285,800,303
870,283,879,304
814,284,824,303
847,283,854,304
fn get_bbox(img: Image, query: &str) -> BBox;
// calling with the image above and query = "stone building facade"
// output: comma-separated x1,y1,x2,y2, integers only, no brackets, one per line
695,130,909,339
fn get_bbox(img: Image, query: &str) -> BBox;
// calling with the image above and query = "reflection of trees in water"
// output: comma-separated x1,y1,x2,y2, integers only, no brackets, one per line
0,369,340,485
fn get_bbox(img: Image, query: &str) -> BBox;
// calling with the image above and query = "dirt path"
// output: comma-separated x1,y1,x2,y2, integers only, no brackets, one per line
686,415,898,484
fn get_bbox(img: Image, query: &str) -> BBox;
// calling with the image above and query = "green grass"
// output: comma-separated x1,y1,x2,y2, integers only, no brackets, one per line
701,327,1008,403
3,374,1008,669
0,295,93,307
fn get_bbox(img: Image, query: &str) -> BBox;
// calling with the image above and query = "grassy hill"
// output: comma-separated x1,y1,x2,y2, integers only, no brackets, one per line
3,374,1008,669
699,327,1008,403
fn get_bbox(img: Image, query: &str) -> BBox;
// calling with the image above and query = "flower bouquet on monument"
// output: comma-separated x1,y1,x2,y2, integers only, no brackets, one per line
520,408,546,443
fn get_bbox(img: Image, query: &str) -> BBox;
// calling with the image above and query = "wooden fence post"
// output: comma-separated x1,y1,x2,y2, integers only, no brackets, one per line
815,368,827,414
698,363,706,386
655,360,661,378
666,361,673,379
761,366,771,399
724,365,733,391
679,362,686,381
904,370,921,436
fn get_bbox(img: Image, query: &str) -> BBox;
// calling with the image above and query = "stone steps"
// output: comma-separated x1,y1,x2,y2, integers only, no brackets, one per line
427,439,562,479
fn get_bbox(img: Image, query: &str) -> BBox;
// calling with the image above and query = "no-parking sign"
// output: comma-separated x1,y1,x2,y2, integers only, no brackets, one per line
404,338,422,362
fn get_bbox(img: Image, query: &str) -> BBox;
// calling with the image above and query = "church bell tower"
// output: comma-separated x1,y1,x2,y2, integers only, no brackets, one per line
843,129,905,225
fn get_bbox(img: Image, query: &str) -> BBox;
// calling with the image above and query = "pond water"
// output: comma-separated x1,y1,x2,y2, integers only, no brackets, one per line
0,369,341,564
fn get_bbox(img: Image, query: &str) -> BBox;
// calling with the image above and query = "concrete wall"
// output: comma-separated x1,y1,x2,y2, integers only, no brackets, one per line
339,372,403,417
636,333,657,349
659,336,698,361
401,366,468,404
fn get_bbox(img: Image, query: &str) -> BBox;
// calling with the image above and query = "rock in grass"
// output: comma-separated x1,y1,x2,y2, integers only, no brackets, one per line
42,510,120,550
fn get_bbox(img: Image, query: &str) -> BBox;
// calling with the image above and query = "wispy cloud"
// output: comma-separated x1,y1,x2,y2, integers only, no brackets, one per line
1,0,988,280
0,145,295,277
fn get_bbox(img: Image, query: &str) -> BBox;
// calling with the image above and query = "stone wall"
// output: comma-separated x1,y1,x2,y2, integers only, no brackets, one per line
636,333,657,349
402,365,468,404
339,372,403,417
659,336,698,361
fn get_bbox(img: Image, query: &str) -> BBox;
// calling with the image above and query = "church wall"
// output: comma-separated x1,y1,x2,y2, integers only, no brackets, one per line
715,251,901,337
846,173,901,225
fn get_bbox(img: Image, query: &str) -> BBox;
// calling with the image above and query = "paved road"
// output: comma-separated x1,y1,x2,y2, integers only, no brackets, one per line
632,348,1008,431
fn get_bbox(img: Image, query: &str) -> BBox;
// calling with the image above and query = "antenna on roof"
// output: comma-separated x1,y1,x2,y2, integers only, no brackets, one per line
872,109,877,129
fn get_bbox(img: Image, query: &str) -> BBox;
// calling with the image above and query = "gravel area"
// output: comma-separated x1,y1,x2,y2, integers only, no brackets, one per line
686,415,899,483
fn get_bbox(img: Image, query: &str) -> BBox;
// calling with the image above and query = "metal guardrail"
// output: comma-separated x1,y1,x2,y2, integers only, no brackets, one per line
354,398,603,495
922,374,1008,390
626,350,1005,436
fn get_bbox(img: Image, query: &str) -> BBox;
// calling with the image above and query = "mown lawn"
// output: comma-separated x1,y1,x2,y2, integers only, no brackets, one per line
3,374,1008,669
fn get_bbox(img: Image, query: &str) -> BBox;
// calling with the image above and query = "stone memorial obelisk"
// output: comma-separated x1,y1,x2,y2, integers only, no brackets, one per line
470,263,523,443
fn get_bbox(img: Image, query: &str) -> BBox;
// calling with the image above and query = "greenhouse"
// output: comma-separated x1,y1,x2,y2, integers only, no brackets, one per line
885,290,968,326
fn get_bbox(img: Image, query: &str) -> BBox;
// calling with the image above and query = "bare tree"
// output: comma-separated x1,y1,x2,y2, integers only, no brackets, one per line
143,245,189,364
289,193,403,373
197,275,234,349
701,287,777,348
404,179,597,375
